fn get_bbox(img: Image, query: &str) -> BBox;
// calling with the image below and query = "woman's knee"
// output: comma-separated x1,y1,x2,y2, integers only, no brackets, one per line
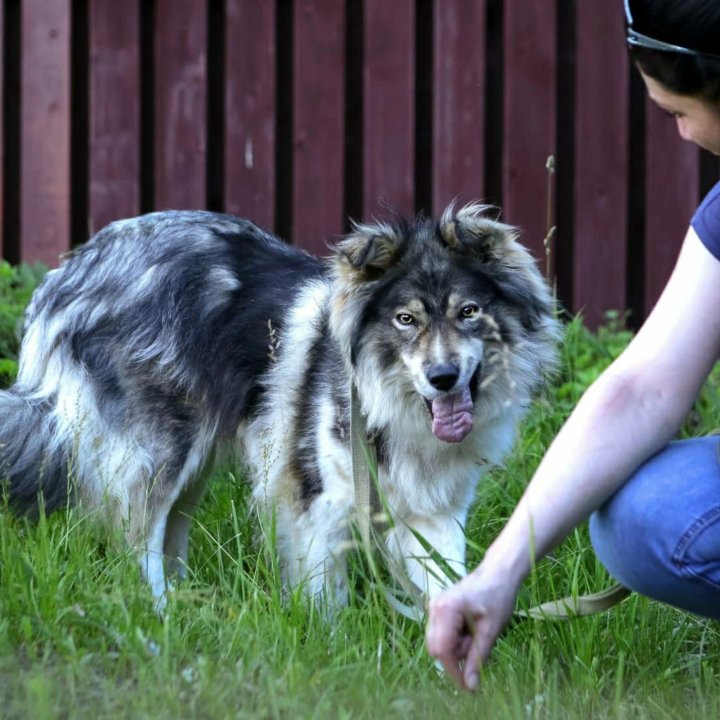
589,474,674,594
589,437,720,618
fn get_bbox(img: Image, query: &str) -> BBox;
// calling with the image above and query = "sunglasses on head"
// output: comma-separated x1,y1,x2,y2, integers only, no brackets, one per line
624,0,720,60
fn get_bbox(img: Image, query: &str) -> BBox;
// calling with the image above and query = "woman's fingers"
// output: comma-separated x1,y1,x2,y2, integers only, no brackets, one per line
426,593,487,689
462,617,498,690
425,600,466,685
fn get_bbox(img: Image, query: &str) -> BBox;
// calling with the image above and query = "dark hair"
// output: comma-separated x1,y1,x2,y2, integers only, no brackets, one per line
627,0,720,101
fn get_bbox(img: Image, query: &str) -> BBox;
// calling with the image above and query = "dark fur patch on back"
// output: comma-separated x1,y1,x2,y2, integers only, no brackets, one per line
34,213,326,434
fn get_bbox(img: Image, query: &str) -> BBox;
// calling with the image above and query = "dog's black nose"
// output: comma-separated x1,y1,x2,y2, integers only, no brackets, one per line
427,363,460,392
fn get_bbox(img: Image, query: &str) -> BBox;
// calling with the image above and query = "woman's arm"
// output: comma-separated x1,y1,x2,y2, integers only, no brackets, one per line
426,227,720,690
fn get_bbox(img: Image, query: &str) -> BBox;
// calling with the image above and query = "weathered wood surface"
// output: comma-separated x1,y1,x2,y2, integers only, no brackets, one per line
4,0,717,326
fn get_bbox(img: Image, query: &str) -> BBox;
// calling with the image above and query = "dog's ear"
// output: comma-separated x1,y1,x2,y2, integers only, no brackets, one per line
439,203,519,261
333,221,403,281
441,203,554,331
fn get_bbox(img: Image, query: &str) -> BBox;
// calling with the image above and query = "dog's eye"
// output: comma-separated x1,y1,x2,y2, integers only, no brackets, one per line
460,304,480,319
396,313,416,326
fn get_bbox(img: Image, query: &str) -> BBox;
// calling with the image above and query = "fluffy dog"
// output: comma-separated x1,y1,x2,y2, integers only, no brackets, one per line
0,204,559,606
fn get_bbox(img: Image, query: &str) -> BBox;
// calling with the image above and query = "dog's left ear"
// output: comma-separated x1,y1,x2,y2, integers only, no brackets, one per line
333,221,403,281
439,203,518,261
440,203,554,331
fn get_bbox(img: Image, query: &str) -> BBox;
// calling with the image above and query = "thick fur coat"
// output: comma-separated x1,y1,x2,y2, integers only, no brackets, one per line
0,204,559,605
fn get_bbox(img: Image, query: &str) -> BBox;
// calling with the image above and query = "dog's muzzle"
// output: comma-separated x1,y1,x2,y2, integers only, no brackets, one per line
424,363,480,443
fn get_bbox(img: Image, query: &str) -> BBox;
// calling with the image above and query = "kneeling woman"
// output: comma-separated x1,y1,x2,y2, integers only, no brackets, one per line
426,0,720,691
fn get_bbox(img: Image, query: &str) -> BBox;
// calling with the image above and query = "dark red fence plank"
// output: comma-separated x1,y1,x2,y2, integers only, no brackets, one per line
502,0,557,262
292,0,345,253
224,0,276,230
20,0,71,267
363,0,415,220
644,103,700,314
432,0,486,215
89,0,141,236
572,2,629,327
0,4,4,258
154,0,208,210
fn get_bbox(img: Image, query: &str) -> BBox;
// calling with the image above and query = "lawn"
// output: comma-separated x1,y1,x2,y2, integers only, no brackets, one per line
0,264,719,719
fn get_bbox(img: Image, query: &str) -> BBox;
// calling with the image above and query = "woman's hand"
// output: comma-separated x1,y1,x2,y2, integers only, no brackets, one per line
425,563,520,691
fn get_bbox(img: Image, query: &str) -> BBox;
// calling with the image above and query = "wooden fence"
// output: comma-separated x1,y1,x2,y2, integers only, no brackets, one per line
2,0,719,327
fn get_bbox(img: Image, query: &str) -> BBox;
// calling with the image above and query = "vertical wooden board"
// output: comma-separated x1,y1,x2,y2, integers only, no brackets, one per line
89,0,140,236
502,0,556,260
224,0,276,230
644,104,700,313
0,4,4,257
573,2,629,327
154,0,207,210
293,0,345,252
432,0,486,215
363,0,415,220
20,0,71,266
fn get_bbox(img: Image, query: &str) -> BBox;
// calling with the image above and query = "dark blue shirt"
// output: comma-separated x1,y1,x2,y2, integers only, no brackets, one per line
692,180,720,260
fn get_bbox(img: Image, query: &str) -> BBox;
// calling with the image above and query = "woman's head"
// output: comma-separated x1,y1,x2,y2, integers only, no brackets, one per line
625,0,720,102
641,72,720,154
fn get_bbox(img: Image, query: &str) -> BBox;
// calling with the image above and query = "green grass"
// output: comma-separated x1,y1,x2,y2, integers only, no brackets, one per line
1,316,720,719
0,261,47,388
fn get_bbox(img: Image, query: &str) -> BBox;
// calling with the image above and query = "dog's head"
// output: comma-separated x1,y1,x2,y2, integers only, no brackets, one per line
329,203,559,442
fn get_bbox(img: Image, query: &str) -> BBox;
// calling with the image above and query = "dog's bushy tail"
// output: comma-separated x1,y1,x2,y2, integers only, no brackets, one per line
0,389,71,518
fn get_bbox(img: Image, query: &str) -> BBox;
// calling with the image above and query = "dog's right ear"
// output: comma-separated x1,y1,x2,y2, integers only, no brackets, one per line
439,203,519,262
333,221,403,283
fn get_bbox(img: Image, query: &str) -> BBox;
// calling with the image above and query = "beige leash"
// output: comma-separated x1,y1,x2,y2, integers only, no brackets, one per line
514,583,631,620
349,384,630,621
350,384,375,548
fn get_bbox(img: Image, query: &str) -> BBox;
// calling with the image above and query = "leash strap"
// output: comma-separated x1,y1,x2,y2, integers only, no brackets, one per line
348,384,630,622
350,383,375,548
514,582,631,620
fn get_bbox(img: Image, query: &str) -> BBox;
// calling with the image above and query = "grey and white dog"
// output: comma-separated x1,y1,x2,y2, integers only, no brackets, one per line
0,204,559,606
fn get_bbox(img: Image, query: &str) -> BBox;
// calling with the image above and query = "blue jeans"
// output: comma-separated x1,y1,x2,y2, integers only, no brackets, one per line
589,436,720,619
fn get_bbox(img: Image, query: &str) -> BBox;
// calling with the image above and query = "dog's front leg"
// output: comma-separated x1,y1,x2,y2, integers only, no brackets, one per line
385,514,467,599
280,497,354,612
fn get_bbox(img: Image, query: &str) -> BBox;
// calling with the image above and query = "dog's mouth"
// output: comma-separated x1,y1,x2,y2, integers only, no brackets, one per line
424,367,480,444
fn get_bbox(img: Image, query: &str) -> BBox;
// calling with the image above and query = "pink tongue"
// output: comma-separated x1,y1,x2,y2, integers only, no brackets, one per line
431,388,474,443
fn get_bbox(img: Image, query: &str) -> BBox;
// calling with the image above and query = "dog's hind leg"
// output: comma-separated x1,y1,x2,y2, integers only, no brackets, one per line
161,436,218,580
133,432,219,607
163,473,211,579
124,473,181,609
138,507,172,604
123,458,208,608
